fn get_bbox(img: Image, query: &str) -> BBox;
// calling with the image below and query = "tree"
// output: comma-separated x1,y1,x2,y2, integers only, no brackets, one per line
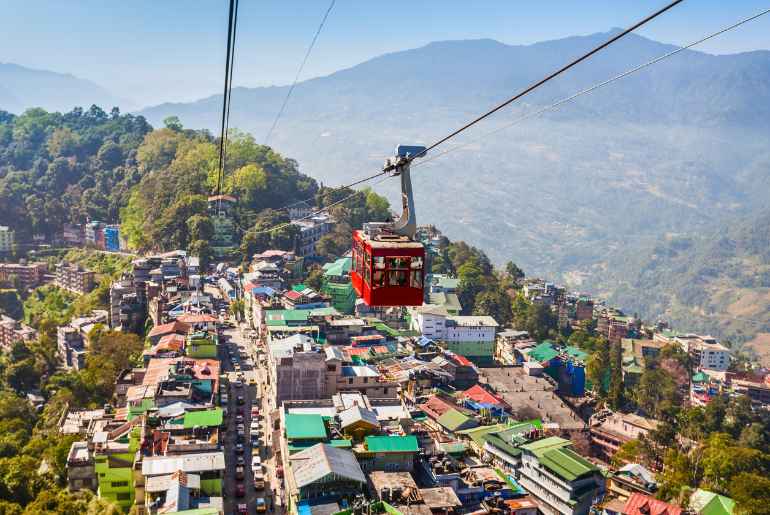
186,214,214,242
473,287,512,327
635,367,679,418
729,472,770,515
505,261,525,284
96,141,124,170
657,449,695,503
608,340,624,409
305,266,325,291
586,342,609,396
701,433,768,495
163,116,183,132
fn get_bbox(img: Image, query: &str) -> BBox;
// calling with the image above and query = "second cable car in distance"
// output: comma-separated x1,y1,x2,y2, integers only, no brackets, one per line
351,145,426,307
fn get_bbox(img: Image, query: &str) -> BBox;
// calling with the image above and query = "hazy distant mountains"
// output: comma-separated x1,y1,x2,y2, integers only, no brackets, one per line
137,30,770,277
9,30,770,343
0,63,125,114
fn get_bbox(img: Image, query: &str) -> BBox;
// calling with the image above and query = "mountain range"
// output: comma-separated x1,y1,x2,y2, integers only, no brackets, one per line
5,30,770,345
0,63,125,114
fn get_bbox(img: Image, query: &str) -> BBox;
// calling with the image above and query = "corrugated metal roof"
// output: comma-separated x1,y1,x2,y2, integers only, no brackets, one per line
437,409,476,432
290,443,365,489
285,413,327,440
539,447,598,482
624,493,683,515
365,435,419,453
141,452,225,476
183,408,223,429
689,490,735,515
338,405,379,430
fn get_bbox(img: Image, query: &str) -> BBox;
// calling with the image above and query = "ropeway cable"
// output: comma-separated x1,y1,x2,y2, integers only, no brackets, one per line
412,6,770,169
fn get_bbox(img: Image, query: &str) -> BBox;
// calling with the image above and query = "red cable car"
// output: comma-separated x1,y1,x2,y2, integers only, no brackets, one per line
351,145,426,307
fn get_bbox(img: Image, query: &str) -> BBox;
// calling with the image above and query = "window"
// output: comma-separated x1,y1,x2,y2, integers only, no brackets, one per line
327,365,336,372
116,492,131,501
348,378,353,384
383,387,389,395
363,377,368,384
111,481,129,488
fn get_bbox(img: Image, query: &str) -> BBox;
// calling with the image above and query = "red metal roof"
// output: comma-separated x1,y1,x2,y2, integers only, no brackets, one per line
285,290,303,301
177,313,218,323
624,494,682,515
447,352,472,367
148,320,190,338
418,395,456,419
460,384,507,407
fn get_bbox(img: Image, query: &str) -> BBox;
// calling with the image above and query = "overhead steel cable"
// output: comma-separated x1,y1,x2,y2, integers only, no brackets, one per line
414,6,770,169
411,0,687,161
253,6,770,236
222,0,240,180
248,174,392,236
215,0,238,208
264,0,336,145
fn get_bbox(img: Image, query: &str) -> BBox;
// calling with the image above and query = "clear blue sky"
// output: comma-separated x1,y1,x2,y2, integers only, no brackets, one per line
2,0,769,108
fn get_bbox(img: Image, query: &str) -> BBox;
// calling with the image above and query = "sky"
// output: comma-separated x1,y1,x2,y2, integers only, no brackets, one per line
2,0,769,108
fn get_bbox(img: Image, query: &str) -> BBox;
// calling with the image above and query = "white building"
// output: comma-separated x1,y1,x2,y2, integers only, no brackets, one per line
410,305,449,339
0,226,14,253
675,334,731,371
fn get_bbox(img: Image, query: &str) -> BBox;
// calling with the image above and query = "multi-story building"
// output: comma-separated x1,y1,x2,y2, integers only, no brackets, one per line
56,262,95,294
411,305,449,340
58,310,109,370
0,315,38,352
517,437,605,515
293,215,332,257
444,315,499,365
0,226,14,253
575,298,594,321
58,326,87,370
321,257,356,314
0,262,47,290
682,336,730,371
589,411,659,463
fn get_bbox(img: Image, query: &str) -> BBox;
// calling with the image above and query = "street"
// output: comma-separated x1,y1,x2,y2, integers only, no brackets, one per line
220,320,282,515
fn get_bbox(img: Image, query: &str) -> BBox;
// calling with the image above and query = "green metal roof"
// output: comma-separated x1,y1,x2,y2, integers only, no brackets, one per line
285,413,327,440
438,441,468,455
690,489,735,515
538,447,598,482
692,371,710,383
365,435,419,453
323,257,352,277
330,439,353,449
528,342,560,363
292,284,308,292
564,345,588,361
435,276,459,289
456,423,510,448
437,409,476,432
520,436,571,453
183,408,223,429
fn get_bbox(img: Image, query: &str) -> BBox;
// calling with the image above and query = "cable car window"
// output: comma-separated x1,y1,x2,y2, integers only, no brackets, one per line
364,250,372,285
410,269,423,289
374,257,386,269
386,257,410,270
388,270,408,286
410,257,423,270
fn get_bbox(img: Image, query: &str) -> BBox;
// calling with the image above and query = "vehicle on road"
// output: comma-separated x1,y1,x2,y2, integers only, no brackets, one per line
276,465,284,479
236,415,244,424
235,483,245,497
237,395,244,405
251,455,262,470
237,503,248,514
253,471,265,490
249,377,257,385
235,465,244,480
255,497,267,512
236,455,245,466
235,443,244,454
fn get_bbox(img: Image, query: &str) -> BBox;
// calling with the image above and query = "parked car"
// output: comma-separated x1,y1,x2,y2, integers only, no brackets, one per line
235,443,244,454
235,465,244,480
237,503,248,514
235,483,245,497
237,396,244,405
255,497,267,512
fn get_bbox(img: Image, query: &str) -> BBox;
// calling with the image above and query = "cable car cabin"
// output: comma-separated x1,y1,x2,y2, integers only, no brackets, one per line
351,227,425,307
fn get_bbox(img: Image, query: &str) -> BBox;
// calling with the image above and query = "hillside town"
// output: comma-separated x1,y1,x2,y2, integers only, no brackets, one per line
0,204,767,515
